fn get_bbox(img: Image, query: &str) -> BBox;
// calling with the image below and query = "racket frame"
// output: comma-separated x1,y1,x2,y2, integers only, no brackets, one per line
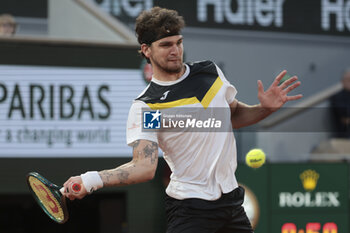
26,172,69,224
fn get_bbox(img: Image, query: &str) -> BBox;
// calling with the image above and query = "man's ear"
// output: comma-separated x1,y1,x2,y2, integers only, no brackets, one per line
141,44,151,59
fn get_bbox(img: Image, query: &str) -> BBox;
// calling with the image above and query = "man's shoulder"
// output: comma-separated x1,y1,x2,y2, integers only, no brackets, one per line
134,81,168,103
134,84,153,103
186,60,217,75
187,60,214,67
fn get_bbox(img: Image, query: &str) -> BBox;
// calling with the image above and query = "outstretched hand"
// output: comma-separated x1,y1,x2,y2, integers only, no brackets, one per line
257,70,302,112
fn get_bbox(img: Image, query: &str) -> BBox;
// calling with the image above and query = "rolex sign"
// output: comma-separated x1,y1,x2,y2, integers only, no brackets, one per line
270,163,349,233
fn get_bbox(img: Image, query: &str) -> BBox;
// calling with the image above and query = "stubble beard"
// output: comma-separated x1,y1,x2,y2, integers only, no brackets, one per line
152,57,183,75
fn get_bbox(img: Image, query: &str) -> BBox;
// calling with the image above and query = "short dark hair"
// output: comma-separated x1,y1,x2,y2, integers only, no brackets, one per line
135,7,185,62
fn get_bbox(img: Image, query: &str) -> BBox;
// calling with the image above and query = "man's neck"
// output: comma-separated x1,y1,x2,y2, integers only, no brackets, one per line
152,64,186,82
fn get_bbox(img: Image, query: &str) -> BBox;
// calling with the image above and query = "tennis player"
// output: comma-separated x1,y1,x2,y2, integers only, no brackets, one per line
63,7,302,233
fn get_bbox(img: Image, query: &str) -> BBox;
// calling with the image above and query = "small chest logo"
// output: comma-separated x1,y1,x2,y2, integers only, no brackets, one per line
160,90,170,100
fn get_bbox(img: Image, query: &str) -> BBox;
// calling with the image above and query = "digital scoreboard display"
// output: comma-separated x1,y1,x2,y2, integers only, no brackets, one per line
282,222,338,233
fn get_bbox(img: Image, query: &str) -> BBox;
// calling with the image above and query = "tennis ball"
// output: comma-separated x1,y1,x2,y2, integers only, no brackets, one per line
245,149,266,168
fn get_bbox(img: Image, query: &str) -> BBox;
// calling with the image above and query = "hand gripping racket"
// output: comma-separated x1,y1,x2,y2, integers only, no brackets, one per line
26,172,81,224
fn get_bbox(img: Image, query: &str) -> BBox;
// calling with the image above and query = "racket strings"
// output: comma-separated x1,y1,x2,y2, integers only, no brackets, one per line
28,176,65,221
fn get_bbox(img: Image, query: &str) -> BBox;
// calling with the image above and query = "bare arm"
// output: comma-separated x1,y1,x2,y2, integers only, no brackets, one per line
63,139,158,200
230,100,271,129
99,139,158,187
230,70,302,129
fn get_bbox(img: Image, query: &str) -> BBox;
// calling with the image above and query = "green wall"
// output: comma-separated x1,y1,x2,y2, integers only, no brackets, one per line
236,162,349,233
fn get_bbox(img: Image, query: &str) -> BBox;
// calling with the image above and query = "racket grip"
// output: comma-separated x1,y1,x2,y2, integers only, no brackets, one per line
59,183,82,194
71,183,82,193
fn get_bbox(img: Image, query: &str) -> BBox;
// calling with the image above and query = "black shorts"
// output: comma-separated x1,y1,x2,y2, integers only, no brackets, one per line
165,186,254,233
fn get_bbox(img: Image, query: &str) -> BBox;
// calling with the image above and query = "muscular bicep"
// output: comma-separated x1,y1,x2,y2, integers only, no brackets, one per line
130,139,158,165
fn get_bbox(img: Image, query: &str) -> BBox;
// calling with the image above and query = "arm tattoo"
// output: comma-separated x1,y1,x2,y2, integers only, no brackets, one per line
117,169,130,185
100,169,131,186
100,170,114,186
143,142,158,164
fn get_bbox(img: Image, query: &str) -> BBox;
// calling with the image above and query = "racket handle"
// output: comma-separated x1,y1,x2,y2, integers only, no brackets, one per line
59,183,82,194
71,183,82,193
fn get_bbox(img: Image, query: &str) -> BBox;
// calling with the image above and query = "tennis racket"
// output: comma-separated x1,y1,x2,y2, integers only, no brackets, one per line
26,172,81,224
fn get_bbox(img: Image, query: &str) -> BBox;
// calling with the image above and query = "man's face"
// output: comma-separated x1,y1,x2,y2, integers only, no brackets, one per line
146,35,184,74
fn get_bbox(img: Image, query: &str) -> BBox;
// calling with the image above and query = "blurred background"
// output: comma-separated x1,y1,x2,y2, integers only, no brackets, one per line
0,0,349,232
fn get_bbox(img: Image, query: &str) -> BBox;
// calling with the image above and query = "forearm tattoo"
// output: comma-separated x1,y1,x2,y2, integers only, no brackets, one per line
100,168,131,186
117,169,130,185
100,170,114,186
100,140,158,186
